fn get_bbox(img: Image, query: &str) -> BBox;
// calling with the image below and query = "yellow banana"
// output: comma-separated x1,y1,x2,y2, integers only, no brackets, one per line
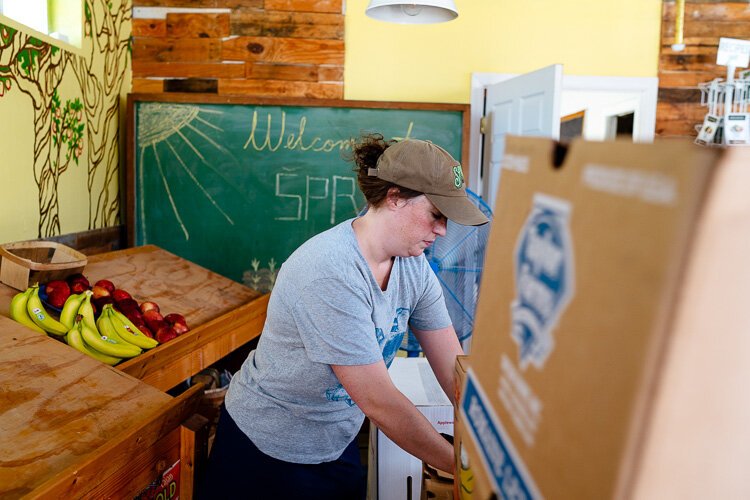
66,321,121,366
77,291,98,334
59,292,86,330
9,288,46,334
96,310,127,344
26,286,68,336
106,305,159,349
80,319,142,358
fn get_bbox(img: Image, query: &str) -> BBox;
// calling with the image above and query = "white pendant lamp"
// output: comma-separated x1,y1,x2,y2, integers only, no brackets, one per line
366,1,458,24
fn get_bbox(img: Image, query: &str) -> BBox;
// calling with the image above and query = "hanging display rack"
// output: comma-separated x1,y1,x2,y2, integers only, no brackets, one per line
695,38,750,146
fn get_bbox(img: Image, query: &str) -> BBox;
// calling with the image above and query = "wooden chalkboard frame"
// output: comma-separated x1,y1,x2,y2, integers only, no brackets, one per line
125,93,470,249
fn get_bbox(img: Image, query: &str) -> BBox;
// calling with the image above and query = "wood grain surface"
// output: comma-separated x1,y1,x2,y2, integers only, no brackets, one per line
0,245,268,392
0,315,171,498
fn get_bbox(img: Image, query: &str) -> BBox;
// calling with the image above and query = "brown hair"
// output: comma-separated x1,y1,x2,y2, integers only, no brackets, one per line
347,133,422,207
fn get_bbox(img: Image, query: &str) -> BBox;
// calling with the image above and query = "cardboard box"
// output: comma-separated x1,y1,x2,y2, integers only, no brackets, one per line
454,355,496,500
459,137,750,499
421,462,454,500
368,357,453,500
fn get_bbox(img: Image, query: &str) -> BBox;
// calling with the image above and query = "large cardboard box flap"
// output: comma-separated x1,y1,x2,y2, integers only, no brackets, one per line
459,136,750,499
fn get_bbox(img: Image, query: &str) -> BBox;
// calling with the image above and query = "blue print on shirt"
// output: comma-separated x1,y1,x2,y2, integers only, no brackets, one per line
325,307,410,407
326,384,355,407
383,307,409,368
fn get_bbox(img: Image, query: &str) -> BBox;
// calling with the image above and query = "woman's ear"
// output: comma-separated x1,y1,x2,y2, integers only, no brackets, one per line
385,187,404,210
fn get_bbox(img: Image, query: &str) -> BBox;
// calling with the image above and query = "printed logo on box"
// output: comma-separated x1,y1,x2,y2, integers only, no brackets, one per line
511,194,575,370
460,370,543,500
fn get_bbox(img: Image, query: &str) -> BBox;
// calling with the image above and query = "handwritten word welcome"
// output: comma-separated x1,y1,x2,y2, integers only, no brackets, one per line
243,111,415,152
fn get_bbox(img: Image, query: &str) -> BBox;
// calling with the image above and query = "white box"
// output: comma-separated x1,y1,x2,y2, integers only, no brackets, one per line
367,357,454,500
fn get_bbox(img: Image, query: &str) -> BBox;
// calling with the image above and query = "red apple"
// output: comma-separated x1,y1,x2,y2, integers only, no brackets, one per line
140,301,160,314
91,285,111,299
146,318,168,334
164,312,186,326
112,289,132,302
156,325,178,343
124,309,146,327
66,273,90,294
143,309,164,323
134,322,154,339
45,280,71,309
115,298,140,314
172,322,190,335
164,313,190,335
92,295,114,314
94,279,115,294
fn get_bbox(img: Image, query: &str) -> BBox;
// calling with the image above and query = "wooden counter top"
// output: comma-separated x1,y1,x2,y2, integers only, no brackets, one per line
0,314,172,497
0,245,269,391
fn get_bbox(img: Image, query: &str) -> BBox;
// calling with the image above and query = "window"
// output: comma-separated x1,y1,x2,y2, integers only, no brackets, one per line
0,0,82,49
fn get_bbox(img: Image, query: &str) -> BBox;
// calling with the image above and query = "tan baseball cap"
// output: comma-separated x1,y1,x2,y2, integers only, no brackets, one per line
368,139,489,226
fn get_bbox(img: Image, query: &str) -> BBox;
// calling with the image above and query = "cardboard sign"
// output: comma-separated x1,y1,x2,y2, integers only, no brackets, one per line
134,460,180,500
717,37,750,68
460,136,750,499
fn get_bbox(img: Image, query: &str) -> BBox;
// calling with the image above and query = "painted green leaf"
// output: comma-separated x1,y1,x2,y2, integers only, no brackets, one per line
0,24,18,45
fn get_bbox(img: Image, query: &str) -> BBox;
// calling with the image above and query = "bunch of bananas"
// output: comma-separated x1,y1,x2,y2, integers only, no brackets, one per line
9,286,159,365
10,285,67,336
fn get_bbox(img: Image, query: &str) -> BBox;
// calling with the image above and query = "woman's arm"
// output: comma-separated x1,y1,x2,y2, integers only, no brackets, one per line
411,325,464,405
332,361,454,473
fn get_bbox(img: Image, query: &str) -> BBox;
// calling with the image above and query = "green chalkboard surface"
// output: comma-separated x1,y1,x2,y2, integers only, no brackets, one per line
126,94,469,292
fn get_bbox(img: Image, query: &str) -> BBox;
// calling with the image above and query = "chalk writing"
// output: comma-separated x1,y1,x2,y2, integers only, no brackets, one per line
244,111,415,153
275,172,360,223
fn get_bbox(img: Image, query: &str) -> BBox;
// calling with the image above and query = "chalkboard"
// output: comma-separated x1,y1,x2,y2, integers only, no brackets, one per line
126,94,469,292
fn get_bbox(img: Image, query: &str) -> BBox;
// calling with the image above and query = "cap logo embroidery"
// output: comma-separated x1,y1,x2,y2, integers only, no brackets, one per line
452,165,464,188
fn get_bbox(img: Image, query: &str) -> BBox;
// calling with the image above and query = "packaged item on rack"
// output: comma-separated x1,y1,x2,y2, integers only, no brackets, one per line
695,113,721,145
723,113,750,145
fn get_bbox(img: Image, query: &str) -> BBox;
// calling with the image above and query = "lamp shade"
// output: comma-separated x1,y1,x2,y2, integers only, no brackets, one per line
366,0,458,24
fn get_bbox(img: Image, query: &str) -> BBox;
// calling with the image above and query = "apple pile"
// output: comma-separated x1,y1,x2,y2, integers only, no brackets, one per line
44,273,190,344
90,279,190,344
42,273,91,309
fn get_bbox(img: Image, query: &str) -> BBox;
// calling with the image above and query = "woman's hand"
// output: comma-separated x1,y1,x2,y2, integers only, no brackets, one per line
331,361,455,473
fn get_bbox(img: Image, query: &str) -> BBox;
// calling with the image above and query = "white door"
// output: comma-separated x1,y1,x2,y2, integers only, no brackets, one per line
481,64,562,211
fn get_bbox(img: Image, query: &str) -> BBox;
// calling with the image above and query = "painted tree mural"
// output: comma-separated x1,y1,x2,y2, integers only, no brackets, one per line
0,0,130,237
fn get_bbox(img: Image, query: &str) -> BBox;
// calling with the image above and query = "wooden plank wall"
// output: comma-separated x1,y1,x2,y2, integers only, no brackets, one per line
131,0,344,98
657,1,750,137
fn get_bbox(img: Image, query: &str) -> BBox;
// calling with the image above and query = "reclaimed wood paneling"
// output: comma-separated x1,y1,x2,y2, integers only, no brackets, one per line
164,78,219,93
230,11,344,39
265,0,342,14
656,1,750,138
218,79,343,99
132,0,344,99
246,62,319,81
132,78,165,93
132,19,166,37
133,61,245,78
318,65,344,82
134,38,222,62
222,36,345,64
166,13,231,38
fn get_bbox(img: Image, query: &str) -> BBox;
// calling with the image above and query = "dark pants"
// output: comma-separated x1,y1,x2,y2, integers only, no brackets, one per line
196,404,367,500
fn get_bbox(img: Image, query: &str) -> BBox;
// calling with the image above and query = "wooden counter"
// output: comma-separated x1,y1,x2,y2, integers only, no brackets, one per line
0,244,269,392
0,244,269,498
0,315,201,498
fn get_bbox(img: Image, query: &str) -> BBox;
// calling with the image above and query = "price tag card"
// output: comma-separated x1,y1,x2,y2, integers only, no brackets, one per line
717,37,750,68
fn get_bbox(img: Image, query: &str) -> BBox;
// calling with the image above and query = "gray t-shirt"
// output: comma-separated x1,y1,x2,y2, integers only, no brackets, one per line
224,218,452,463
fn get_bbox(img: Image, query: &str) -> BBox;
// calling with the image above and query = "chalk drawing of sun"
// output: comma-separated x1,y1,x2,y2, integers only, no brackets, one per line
137,103,235,241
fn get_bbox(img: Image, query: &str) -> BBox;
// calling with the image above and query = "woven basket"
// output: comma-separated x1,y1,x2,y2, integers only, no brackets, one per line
0,241,87,291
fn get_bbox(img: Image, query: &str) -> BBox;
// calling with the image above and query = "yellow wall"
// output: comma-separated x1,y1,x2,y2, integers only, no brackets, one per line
345,0,663,103
0,0,131,243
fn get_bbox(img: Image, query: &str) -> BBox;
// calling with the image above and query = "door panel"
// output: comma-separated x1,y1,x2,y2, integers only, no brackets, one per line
481,65,562,211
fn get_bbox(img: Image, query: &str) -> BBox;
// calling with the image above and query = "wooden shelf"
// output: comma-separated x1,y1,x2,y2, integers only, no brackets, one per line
0,244,269,497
